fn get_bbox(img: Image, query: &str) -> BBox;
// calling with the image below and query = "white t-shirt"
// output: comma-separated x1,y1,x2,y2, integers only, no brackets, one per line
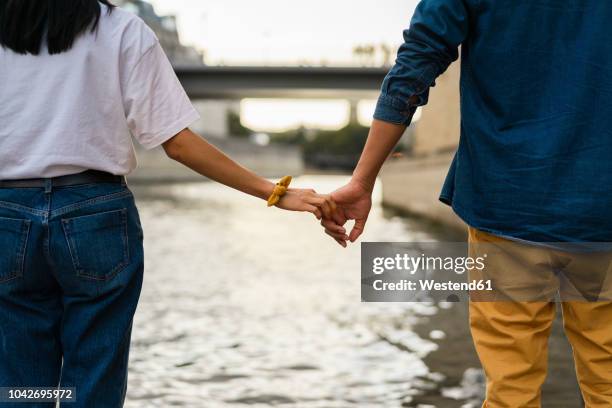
0,5,200,179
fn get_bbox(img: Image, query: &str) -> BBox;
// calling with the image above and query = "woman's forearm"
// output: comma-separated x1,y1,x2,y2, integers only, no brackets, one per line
351,119,407,191
162,128,275,200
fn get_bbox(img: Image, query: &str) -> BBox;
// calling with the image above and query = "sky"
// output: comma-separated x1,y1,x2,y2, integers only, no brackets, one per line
148,0,420,66
146,0,421,131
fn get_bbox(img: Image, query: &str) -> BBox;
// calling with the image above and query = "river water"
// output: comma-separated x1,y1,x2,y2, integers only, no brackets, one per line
125,175,581,408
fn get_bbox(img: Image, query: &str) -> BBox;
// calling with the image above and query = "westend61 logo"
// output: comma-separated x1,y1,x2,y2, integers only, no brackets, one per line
361,243,493,302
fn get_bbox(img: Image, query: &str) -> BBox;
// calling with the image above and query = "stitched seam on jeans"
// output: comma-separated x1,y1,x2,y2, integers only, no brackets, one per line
51,190,132,219
16,220,31,279
82,208,130,281
61,220,83,278
62,208,131,281
0,201,45,216
122,209,130,274
0,219,31,283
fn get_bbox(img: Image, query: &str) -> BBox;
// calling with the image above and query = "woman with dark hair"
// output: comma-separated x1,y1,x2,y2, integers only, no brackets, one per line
0,1,334,406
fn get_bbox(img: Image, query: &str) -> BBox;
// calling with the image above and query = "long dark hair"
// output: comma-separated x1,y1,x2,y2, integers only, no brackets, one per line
0,0,115,55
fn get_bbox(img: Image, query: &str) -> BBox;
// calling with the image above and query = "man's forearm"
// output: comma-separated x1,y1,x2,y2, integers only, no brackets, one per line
163,128,275,200
351,119,407,191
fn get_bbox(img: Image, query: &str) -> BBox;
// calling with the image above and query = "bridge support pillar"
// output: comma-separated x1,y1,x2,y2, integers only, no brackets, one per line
348,99,360,125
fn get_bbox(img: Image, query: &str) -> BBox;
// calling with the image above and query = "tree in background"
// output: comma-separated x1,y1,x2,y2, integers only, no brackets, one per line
353,43,395,67
302,123,370,170
226,110,251,138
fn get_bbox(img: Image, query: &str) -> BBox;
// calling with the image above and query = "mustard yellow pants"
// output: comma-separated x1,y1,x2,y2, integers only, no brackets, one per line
468,228,612,407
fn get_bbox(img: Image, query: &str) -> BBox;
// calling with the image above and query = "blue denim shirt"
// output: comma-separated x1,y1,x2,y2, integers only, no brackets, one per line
375,0,612,243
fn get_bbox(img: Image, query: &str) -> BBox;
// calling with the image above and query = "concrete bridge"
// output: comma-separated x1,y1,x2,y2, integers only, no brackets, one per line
132,65,390,183
174,66,388,100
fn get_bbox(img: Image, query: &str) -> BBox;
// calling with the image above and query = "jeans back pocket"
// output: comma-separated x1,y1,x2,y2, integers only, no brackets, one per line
62,208,130,281
0,216,31,283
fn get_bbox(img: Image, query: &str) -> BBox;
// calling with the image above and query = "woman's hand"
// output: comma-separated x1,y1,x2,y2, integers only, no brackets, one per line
276,188,336,219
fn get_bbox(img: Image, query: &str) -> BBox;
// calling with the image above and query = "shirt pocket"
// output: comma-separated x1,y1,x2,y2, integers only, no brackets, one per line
62,208,130,281
0,216,31,283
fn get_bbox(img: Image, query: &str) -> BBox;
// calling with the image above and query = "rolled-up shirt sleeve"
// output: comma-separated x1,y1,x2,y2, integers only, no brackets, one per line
374,0,470,125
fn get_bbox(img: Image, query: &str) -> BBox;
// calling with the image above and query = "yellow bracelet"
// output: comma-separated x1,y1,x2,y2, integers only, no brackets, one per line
267,175,292,207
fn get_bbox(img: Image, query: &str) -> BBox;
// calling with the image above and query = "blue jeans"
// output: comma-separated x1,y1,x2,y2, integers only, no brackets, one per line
0,180,144,407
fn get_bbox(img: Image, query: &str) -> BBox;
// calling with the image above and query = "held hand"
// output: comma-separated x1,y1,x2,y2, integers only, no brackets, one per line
276,188,336,220
321,181,372,247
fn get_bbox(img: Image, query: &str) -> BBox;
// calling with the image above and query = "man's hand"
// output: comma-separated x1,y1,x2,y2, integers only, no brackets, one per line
319,119,406,247
321,181,372,247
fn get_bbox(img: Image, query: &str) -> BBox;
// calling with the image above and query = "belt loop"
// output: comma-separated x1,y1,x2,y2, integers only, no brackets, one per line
44,178,52,193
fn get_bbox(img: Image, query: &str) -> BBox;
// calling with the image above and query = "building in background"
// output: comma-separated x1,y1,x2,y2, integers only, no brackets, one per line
116,0,237,137
115,0,204,65
380,61,463,230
